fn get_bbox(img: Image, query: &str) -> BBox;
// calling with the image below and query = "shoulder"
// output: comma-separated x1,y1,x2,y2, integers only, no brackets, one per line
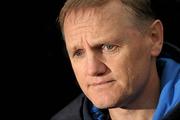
154,58,180,120
51,93,85,120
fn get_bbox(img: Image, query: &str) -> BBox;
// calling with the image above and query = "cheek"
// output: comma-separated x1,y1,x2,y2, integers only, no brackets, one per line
107,53,132,92
124,47,151,92
107,47,146,93
109,49,130,78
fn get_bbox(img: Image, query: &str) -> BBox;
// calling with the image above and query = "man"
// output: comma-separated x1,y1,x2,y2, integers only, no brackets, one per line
51,0,180,120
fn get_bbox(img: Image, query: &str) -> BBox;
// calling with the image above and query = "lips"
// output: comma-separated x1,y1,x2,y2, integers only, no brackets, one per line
90,79,115,86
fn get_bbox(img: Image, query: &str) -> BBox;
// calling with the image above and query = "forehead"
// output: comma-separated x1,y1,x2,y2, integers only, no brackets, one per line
63,1,134,30
63,1,138,50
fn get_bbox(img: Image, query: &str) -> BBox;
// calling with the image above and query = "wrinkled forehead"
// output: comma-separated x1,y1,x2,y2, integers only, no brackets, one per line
63,1,132,29
64,8,101,27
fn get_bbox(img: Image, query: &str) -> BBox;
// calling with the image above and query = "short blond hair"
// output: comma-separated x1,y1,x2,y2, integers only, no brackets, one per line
59,0,155,33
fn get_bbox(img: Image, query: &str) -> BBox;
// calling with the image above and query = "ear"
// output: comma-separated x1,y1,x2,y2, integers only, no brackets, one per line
149,20,164,57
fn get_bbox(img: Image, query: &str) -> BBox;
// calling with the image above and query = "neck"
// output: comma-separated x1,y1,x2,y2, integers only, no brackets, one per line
109,63,160,120
109,108,154,120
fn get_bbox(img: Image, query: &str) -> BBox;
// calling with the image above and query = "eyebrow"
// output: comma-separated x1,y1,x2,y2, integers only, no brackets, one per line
74,37,123,49
67,34,125,54
91,37,125,47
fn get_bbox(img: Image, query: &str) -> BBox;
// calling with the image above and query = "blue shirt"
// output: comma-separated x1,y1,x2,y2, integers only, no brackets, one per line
153,58,180,120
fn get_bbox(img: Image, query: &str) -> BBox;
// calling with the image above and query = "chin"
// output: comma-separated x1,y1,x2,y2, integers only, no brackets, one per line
86,84,129,109
90,95,120,109
89,92,130,109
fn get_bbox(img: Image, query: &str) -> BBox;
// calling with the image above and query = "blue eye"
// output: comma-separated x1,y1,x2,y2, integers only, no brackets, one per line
74,49,84,57
102,44,117,52
104,44,113,49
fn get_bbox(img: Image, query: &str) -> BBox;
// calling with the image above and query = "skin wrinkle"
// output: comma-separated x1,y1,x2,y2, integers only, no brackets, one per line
66,4,149,105
63,1,163,120
65,8,137,57
61,0,153,35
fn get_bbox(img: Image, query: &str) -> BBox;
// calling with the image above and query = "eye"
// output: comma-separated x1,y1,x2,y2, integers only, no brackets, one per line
102,44,117,52
73,49,84,57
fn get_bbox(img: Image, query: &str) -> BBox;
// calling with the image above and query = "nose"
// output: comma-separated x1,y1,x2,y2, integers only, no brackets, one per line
87,54,107,76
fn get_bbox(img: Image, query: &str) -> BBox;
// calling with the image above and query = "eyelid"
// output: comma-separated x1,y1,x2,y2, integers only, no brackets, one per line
71,43,119,57
73,49,84,57
101,44,118,52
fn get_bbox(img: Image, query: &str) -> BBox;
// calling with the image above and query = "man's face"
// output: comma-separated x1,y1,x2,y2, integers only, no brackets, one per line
63,1,154,108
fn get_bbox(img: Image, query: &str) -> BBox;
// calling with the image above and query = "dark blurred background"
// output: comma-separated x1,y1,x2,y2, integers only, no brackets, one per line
47,0,180,120
47,0,81,119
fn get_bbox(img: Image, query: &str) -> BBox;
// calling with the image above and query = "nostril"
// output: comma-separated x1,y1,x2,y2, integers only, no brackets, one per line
96,71,106,76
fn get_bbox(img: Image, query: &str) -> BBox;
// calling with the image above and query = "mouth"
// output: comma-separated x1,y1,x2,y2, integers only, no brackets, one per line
90,80,115,87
